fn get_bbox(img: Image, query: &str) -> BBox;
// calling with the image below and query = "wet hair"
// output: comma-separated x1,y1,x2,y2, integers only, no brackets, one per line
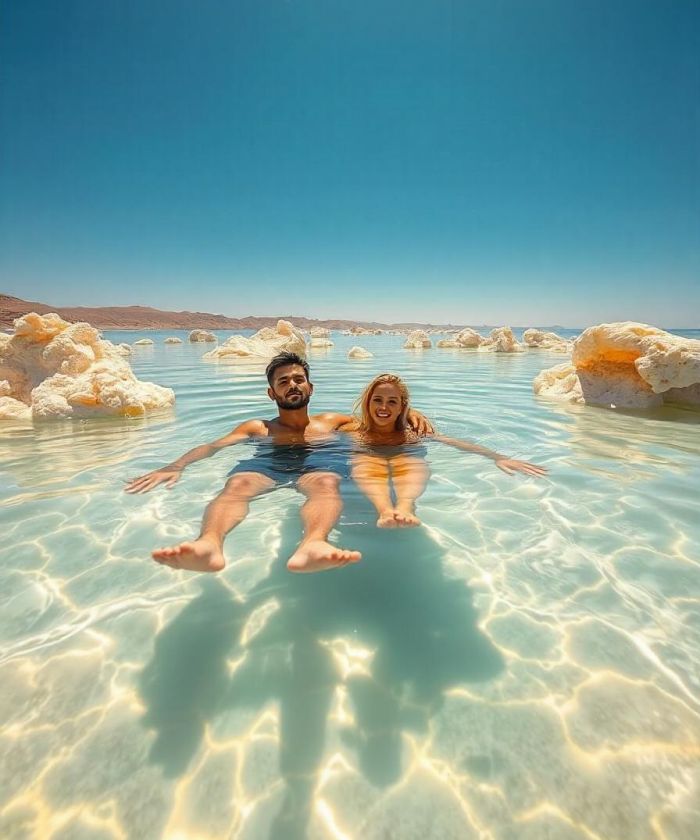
354,373,410,433
265,352,311,385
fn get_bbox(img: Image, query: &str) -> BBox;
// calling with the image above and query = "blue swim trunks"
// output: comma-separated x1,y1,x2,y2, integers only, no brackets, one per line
228,441,351,487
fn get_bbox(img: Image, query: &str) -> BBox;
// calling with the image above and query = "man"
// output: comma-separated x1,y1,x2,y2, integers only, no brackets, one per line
125,351,432,574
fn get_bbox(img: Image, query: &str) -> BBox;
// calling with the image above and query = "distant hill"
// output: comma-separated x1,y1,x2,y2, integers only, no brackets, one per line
0,294,466,331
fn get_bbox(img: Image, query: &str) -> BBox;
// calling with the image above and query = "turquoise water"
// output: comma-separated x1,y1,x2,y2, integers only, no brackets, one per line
1,328,699,839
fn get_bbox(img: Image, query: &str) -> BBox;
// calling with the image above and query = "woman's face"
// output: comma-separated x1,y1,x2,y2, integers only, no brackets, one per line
368,382,404,429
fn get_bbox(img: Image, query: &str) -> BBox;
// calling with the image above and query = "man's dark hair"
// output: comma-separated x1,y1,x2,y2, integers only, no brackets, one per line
265,352,311,385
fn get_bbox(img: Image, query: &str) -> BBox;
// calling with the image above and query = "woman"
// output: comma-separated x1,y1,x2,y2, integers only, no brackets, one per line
341,373,547,528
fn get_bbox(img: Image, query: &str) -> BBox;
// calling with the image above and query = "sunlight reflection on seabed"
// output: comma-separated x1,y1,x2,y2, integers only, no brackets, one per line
1,333,699,839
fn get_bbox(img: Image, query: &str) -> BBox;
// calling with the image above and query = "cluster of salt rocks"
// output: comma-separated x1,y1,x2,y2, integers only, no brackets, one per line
413,326,528,352
0,313,175,421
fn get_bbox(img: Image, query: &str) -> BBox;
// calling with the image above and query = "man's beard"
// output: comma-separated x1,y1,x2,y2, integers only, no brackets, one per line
274,392,311,411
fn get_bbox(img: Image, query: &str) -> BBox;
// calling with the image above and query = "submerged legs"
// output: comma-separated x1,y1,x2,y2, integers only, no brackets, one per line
287,471,362,573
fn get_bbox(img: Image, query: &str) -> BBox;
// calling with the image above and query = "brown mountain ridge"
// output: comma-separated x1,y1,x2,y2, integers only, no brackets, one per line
1,294,466,331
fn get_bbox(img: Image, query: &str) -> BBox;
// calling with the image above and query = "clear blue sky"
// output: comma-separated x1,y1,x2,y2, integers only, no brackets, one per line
1,0,698,326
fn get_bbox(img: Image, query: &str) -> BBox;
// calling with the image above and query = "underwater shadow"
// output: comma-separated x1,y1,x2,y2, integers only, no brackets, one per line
139,506,504,839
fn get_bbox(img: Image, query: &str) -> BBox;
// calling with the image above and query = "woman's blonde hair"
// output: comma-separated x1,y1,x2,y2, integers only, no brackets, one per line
353,373,411,433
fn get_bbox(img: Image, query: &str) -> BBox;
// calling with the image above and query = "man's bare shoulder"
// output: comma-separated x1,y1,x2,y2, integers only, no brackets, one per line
235,418,271,437
312,412,352,429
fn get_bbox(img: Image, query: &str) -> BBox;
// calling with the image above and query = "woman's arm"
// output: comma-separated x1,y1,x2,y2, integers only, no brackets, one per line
432,434,548,477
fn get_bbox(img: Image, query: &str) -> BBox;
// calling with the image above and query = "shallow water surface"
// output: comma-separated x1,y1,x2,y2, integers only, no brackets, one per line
1,329,699,839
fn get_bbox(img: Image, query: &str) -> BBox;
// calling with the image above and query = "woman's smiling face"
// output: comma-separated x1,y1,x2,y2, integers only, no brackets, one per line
368,382,404,429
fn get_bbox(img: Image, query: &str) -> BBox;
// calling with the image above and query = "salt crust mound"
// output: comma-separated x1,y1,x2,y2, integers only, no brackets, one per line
189,329,217,342
164,337,183,344
348,345,373,359
351,326,382,335
479,326,524,353
533,322,700,409
437,328,486,349
115,343,132,356
133,338,154,346
404,330,432,349
0,312,175,420
203,319,306,361
523,328,570,352
310,337,334,348
309,326,331,338
454,327,485,348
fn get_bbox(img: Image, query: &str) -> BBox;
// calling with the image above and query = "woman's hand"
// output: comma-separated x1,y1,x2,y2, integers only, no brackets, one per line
406,408,435,436
494,458,548,477
125,466,183,493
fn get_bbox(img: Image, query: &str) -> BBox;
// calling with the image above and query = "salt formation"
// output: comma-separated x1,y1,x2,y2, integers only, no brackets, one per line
523,328,570,352
453,327,485,348
436,327,485,350
203,319,306,361
479,326,524,353
310,337,334,349
115,343,132,356
309,326,331,338
533,322,700,409
133,338,154,346
348,345,373,359
189,329,217,342
164,337,183,344
0,312,175,420
404,330,432,349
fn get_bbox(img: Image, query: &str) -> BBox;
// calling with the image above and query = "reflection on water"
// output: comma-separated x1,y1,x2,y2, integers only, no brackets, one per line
1,329,699,839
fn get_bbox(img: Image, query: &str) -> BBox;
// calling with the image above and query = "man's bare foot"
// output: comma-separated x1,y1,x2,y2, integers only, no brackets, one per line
287,540,361,573
152,537,226,573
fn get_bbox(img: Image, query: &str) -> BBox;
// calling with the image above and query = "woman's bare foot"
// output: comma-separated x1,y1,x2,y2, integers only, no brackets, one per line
287,540,361,573
394,504,421,527
377,509,400,528
377,507,421,528
152,537,226,572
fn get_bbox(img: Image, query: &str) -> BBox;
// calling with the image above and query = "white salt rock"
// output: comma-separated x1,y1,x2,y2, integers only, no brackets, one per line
403,330,432,349
0,312,174,420
347,346,373,359
523,328,570,352
204,319,306,361
534,322,700,409
189,329,217,342
479,326,524,353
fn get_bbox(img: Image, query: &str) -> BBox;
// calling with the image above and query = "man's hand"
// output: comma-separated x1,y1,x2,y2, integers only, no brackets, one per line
495,459,548,478
125,466,183,494
406,409,435,436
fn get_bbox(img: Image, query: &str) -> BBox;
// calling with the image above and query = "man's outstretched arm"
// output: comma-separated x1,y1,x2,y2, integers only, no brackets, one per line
124,419,265,493
433,434,548,478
